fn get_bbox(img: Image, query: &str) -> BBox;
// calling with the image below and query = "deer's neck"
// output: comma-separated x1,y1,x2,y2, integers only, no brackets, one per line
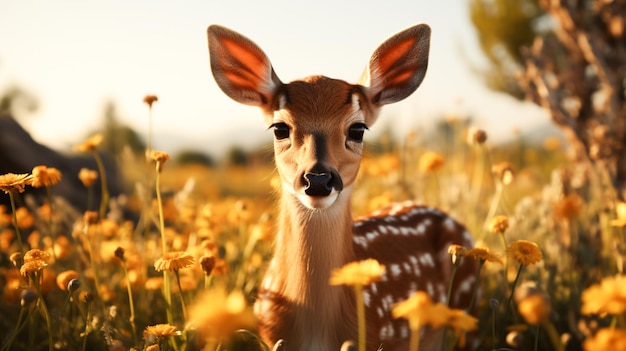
268,188,357,348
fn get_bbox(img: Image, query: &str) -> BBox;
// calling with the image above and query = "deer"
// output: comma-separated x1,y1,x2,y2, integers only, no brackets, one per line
206,24,477,351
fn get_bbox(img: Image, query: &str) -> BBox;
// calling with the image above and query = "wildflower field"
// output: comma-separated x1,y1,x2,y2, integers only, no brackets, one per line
1,105,625,351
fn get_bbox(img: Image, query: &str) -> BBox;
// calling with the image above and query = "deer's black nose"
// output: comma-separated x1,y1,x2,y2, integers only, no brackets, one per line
304,173,333,196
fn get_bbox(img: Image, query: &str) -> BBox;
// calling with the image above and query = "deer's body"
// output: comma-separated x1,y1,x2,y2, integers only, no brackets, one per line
207,25,477,351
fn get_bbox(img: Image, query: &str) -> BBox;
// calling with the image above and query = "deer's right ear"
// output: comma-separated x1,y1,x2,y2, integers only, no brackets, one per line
207,25,282,109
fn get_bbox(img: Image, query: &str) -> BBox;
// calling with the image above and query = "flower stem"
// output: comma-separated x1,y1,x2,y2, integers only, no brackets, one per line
9,191,25,253
506,264,524,322
409,326,420,351
121,263,138,345
33,271,53,351
445,259,461,306
91,151,109,220
354,284,366,351
174,270,188,321
467,261,484,312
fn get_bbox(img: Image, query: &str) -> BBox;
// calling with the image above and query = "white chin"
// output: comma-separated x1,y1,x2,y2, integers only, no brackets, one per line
297,190,339,209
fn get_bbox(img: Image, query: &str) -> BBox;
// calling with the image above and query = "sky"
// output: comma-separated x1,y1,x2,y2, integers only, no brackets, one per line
0,0,548,155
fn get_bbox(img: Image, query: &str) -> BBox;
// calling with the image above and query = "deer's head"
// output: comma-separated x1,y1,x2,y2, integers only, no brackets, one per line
207,25,430,210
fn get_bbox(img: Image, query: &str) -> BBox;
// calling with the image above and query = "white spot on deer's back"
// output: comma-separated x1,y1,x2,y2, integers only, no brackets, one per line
363,290,372,307
390,264,402,278
366,231,378,241
419,253,435,267
443,217,456,231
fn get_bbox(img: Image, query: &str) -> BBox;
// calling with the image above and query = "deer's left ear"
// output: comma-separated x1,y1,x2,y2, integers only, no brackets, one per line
359,24,430,107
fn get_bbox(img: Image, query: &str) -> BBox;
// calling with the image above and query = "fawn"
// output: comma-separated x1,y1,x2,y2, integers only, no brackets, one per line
207,24,476,351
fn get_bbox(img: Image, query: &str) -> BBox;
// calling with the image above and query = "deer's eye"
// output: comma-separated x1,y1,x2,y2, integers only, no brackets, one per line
271,123,290,140
348,123,367,142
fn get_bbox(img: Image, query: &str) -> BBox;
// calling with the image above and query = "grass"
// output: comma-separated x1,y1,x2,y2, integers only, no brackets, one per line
0,117,624,351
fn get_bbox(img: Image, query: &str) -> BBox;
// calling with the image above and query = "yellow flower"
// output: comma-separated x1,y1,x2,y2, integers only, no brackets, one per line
488,215,509,233
446,308,479,347
392,291,477,341
518,293,551,325
143,323,180,339
188,288,256,340
143,95,159,108
507,240,542,266
492,162,514,185
78,168,98,187
23,248,51,263
0,173,32,194
583,328,626,351
74,133,103,152
31,166,62,188
329,259,385,287
151,150,170,172
448,244,468,265
154,251,195,272
392,291,436,330
19,259,47,277
581,275,626,316
466,247,503,265
611,202,626,227
418,151,445,174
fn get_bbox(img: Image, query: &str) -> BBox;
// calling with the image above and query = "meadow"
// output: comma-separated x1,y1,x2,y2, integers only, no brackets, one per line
0,108,624,351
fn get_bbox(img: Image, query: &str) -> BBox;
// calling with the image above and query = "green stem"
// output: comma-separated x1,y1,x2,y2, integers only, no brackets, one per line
482,182,504,241
92,151,109,220
506,265,524,322
45,186,57,262
542,321,564,351
33,271,53,351
174,270,188,321
533,325,539,351
445,257,462,306
155,163,166,255
82,304,91,351
354,285,366,351
9,191,25,253
467,261,484,312
122,263,137,345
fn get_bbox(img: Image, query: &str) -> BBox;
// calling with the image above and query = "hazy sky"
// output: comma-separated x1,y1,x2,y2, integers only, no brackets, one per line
0,0,546,154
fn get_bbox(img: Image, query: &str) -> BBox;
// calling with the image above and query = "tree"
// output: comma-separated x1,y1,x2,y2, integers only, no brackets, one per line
470,0,626,201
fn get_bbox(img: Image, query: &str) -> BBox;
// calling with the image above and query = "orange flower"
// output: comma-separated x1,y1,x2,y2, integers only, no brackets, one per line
0,173,32,194
492,162,514,185
488,215,509,233
78,168,98,187
507,240,542,266
144,323,180,338
31,166,62,188
448,244,469,265
188,288,256,340
143,95,159,107
329,259,385,287
581,275,626,316
583,328,626,351
518,293,551,325
466,247,503,265
74,133,103,152
418,151,445,174
154,251,195,272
